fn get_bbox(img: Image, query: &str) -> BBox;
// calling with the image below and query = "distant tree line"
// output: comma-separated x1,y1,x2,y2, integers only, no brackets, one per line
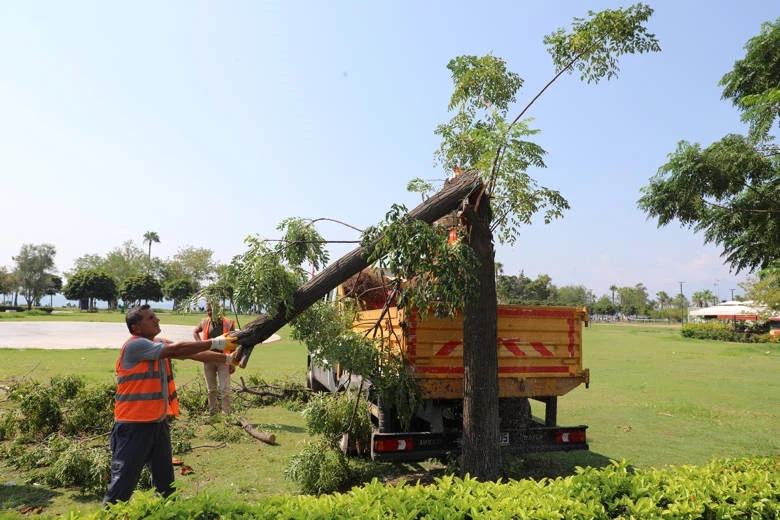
0,232,230,312
495,266,697,321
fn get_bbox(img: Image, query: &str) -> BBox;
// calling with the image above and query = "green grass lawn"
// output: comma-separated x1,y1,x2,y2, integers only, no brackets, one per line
0,315,777,516
558,323,779,469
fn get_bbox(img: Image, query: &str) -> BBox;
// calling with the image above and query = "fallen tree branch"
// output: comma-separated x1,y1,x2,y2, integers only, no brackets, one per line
237,417,276,444
236,376,287,398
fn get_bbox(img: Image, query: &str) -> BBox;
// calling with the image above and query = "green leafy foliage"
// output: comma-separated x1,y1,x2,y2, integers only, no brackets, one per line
543,4,661,83
229,235,307,316
291,299,420,427
8,381,64,438
229,218,329,316
746,260,780,311
239,374,310,410
638,18,779,275
119,273,163,306
433,56,569,246
162,277,197,310
62,269,118,310
292,301,377,376
0,376,123,497
302,391,372,444
175,379,209,416
362,204,480,318
12,243,57,311
61,382,116,435
719,18,780,143
682,321,777,343
277,217,330,270
285,389,375,495
638,136,779,273
62,456,779,519
45,443,110,495
283,436,351,495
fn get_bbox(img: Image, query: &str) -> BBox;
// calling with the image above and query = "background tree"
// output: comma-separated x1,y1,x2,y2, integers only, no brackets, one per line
609,284,618,307
743,261,780,311
167,246,216,288
638,19,779,274
656,291,672,310
496,271,530,303
143,231,160,260
616,283,649,316
13,243,57,310
119,273,163,307
692,290,707,308
44,274,63,307
592,295,617,316
70,241,146,290
555,284,593,307
524,274,556,304
379,5,659,479
0,266,16,305
163,278,197,311
103,241,146,287
671,293,690,323
63,269,117,312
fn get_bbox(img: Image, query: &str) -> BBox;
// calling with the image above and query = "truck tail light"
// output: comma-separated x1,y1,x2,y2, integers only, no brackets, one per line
556,430,586,444
374,437,414,452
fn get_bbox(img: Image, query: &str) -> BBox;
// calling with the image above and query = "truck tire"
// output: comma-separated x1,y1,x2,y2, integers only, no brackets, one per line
499,397,532,429
377,397,400,433
307,370,327,392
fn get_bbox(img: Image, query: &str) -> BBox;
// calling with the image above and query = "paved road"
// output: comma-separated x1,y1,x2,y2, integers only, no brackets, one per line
0,322,280,349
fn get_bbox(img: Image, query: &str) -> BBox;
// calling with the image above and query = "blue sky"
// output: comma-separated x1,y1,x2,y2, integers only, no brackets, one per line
1,1,776,303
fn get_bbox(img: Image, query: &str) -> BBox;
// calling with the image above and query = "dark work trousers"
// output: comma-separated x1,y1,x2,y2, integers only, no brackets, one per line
102,421,175,506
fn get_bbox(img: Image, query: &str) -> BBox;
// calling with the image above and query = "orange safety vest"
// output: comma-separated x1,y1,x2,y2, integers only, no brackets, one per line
114,336,180,422
199,317,234,340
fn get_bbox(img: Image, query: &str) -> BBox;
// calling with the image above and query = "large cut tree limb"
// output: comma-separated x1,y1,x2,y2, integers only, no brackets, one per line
235,170,484,367
237,417,276,444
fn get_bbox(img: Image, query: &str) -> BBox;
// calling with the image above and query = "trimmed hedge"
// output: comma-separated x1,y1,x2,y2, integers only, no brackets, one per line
682,321,777,343
0,305,53,314
67,457,778,519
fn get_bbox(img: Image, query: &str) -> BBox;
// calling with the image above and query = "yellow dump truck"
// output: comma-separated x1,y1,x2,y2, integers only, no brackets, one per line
308,302,591,462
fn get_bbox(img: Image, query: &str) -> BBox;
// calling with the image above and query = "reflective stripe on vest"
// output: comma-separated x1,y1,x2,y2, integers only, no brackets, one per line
114,336,180,422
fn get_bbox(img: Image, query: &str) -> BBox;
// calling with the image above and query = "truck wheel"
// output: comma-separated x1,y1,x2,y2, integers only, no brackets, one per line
499,398,532,429
377,398,400,433
307,370,327,392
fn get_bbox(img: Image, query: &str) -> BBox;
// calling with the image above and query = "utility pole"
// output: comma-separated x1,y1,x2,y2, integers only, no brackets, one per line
714,279,720,303
730,288,736,300
679,281,686,325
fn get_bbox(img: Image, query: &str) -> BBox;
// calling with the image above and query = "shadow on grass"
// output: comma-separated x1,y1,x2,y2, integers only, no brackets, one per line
0,483,61,512
502,449,616,480
375,450,617,487
273,423,306,434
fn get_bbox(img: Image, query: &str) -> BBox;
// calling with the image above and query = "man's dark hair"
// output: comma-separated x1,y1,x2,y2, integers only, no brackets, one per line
125,304,151,333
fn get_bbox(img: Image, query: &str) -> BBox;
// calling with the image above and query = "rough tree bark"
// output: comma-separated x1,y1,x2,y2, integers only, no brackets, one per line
234,171,485,366
460,193,501,480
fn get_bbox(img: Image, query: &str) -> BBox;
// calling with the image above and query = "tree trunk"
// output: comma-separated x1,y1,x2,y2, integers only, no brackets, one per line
460,194,501,480
234,171,485,366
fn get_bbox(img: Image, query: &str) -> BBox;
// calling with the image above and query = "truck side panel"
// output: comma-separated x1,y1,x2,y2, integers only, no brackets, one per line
355,305,589,400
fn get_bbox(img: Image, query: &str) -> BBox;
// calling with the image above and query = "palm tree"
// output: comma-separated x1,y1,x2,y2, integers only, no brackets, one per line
656,291,671,310
143,231,160,261
609,285,618,306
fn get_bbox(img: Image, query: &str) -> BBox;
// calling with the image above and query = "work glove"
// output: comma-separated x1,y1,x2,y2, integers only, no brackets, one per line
225,344,245,367
210,333,239,352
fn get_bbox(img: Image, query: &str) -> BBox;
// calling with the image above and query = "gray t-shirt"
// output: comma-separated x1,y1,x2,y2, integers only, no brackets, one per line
118,336,169,423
